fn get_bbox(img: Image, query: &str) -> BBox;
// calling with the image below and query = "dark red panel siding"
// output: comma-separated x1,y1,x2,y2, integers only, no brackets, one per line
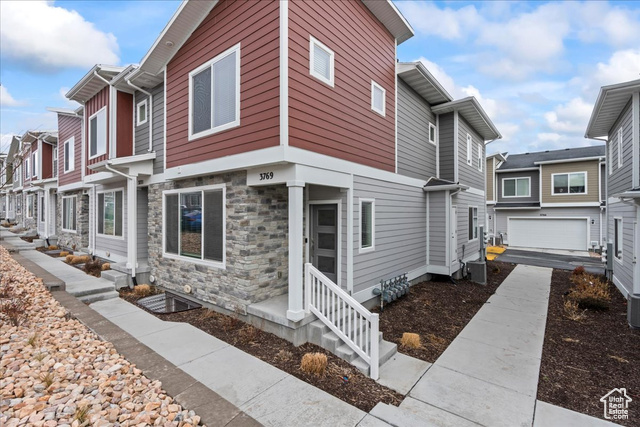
116,91,133,158
288,0,396,171
41,143,52,179
85,86,109,175
57,115,83,186
165,0,280,168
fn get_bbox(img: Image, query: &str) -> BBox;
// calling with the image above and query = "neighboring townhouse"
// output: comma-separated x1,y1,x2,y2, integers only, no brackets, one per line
486,146,606,252
8,136,22,223
48,106,89,250
0,152,8,219
585,78,640,327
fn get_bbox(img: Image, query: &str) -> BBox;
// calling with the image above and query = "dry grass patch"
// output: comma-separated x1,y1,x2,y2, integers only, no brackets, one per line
568,272,611,310
66,255,90,265
300,352,328,376
563,299,586,321
59,251,69,257
101,262,111,271
400,332,421,349
133,284,152,297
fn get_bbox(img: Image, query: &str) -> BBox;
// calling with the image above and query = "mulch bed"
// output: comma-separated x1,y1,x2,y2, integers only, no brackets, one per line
537,269,639,425
20,235,38,243
375,260,516,363
119,289,403,412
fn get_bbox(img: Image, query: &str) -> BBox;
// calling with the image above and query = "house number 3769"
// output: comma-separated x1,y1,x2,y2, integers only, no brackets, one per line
259,172,274,181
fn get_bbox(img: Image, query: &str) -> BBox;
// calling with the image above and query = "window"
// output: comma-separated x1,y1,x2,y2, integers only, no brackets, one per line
359,199,375,253
62,196,77,232
24,158,30,179
15,164,21,186
164,185,225,266
552,172,586,195
617,128,623,168
468,207,478,240
89,107,107,158
26,194,34,218
477,142,483,171
309,36,334,87
371,81,385,116
63,137,74,173
32,152,37,179
466,134,472,165
98,190,123,237
429,123,437,145
137,99,148,126
614,218,623,261
53,147,58,178
39,194,45,222
503,177,530,198
189,44,240,140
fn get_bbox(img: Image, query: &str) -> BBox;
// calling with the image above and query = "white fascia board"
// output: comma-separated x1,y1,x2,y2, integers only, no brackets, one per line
534,156,604,166
540,202,601,207
495,167,540,173
58,182,92,193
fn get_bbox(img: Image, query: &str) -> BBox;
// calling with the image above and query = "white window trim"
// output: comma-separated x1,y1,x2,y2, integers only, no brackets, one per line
96,188,125,240
428,123,437,145
466,133,472,165
617,128,623,168
477,142,483,172
63,137,75,173
62,195,77,233
162,184,226,269
468,206,478,242
136,99,148,126
24,158,30,179
359,198,375,254
502,177,531,198
188,43,241,141
88,106,108,160
614,217,623,264
309,36,335,87
551,171,588,196
370,80,385,117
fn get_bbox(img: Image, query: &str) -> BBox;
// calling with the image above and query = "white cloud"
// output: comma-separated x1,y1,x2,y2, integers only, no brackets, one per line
398,2,481,40
544,97,593,135
537,133,562,142
571,49,640,99
0,1,119,71
58,87,81,108
576,3,640,46
0,85,25,107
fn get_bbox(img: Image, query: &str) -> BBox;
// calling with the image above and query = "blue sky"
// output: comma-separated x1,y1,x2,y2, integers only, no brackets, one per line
2,1,640,156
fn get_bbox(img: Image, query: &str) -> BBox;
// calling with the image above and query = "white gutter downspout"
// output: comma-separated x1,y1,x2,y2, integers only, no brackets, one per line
105,164,137,281
126,79,153,152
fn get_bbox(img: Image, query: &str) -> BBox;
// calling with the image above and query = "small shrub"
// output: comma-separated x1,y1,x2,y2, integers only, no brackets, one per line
276,349,294,361
48,245,58,250
74,405,89,423
83,259,103,277
199,309,217,320
40,372,55,387
237,325,259,345
0,298,28,326
563,299,586,321
572,266,585,276
27,333,39,347
568,274,611,310
65,254,75,263
0,281,16,298
300,352,328,376
400,332,422,349
220,314,239,331
68,255,91,265
59,251,69,257
33,352,46,362
101,262,111,271
425,333,446,351
133,284,152,297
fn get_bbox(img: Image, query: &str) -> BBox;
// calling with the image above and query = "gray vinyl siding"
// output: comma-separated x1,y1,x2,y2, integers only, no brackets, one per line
497,170,540,203
608,200,636,296
608,101,633,195
307,185,347,290
353,176,426,294
134,83,164,174
94,182,128,259
438,113,455,181
427,191,446,266
137,187,149,262
458,115,484,188
397,79,437,180
453,191,484,261
495,207,605,246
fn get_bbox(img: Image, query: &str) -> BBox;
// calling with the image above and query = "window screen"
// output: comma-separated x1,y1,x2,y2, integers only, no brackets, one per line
203,191,224,262
192,67,212,135
313,44,331,81
372,85,384,114
165,194,179,254
213,51,237,128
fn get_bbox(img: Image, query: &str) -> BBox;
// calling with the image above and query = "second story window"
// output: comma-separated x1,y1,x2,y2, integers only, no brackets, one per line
309,36,334,87
552,172,586,195
503,177,530,197
371,81,385,116
466,134,472,165
89,107,107,158
32,152,37,178
137,99,148,126
64,137,74,173
617,128,623,168
429,123,437,145
24,158,30,179
477,142,483,171
189,44,240,140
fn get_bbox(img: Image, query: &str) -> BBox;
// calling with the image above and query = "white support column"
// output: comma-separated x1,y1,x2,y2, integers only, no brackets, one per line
346,179,354,293
43,189,49,239
126,177,137,278
287,180,305,321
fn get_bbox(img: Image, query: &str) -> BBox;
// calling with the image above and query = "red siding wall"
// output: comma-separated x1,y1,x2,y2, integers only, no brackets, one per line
41,143,52,179
288,0,396,172
57,114,83,186
85,86,109,175
116,91,133,158
165,0,280,169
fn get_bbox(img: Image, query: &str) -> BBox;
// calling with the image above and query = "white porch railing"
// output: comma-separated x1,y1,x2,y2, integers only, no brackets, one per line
304,263,379,379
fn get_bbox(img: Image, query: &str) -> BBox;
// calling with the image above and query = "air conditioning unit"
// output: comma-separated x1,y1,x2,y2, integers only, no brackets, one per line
467,261,486,285
629,294,640,329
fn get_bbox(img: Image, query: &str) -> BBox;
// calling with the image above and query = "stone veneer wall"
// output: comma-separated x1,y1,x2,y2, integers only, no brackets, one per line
148,171,289,313
56,191,90,250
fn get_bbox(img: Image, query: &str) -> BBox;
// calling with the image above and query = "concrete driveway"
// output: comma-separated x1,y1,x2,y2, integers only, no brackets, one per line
495,247,605,275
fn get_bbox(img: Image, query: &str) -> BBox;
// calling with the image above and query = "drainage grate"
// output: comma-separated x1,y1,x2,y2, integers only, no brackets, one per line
137,292,201,314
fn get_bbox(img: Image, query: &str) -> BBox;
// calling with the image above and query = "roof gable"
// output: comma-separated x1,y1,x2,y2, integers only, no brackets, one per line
497,146,605,170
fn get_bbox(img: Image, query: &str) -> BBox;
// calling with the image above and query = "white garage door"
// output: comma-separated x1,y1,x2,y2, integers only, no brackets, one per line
508,218,588,251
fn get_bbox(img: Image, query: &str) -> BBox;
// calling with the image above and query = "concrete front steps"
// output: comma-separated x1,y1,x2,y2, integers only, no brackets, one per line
307,318,398,376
